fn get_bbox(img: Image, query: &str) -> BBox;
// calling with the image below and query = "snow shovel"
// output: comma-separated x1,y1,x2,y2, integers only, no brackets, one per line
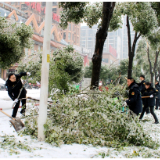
0,109,24,132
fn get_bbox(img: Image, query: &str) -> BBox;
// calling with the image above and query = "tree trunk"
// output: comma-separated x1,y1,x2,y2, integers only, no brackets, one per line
159,66,160,81
154,51,159,83
147,47,154,84
126,15,141,78
91,2,115,90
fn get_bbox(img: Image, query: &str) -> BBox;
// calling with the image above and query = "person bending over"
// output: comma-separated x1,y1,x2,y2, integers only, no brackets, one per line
5,72,30,117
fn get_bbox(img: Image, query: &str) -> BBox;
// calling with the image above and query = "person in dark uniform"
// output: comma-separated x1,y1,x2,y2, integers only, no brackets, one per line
139,82,159,124
5,72,30,118
124,77,142,116
137,75,150,114
155,81,160,110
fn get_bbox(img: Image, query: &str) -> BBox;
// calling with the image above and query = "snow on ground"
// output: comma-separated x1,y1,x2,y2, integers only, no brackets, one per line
0,89,41,101
1,89,160,158
0,78,5,84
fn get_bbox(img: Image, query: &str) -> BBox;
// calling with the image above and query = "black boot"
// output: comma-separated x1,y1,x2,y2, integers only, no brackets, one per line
20,109,25,116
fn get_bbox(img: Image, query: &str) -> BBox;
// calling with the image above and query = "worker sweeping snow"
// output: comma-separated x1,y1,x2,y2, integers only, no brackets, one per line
5,72,31,118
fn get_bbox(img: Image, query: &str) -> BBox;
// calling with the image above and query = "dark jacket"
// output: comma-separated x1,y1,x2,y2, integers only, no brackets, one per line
126,82,142,114
137,80,146,95
5,72,27,101
143,86,158,106
155,83,160,99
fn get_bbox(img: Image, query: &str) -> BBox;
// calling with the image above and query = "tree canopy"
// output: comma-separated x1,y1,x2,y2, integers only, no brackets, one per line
18,46,84,93
0,17,33,69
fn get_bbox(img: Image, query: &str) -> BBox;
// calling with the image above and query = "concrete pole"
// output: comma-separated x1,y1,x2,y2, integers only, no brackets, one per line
38,2,52,141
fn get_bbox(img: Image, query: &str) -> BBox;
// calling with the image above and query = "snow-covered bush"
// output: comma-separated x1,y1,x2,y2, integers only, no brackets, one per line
22,86,159,149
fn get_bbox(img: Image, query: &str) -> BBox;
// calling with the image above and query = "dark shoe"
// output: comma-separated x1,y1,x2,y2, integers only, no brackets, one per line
20,109,25,116
154,122,159,124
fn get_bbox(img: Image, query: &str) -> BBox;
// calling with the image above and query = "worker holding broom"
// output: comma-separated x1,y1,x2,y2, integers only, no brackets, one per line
139,82,159,124
5,72,31,118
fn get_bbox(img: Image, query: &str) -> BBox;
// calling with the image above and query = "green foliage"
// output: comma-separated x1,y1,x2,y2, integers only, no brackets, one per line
151,2,160,26
49,46,84,93
17,51,42,84
0,134,32,155
136,37,160,82
21,86,158,149
59,2,88,29
84,59,141,85
59,2,122,30
0,17,33,69
18,46,84,93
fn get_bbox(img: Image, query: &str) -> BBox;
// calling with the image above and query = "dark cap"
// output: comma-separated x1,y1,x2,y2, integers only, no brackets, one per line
140,75,145,79
145,82,151,86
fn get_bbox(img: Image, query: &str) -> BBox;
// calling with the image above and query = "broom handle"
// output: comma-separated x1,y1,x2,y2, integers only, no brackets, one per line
19,97,53,103
141,96,151,98
0,110,15,120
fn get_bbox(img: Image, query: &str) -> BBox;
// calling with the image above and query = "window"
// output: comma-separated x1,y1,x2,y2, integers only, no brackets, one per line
88,30,92,36
38,45,41,51
72,34,74,41
21,4,28,10
52,2,57,6
103,58,108,63
81,30,86,37
63,32,66,39
42,2,46,6
68,24,71,31
52,8,57,13
41,29,44,36
18,2,20,5
88,37,92,40
68,33,71,40
11,2,15,5
51,33,54,40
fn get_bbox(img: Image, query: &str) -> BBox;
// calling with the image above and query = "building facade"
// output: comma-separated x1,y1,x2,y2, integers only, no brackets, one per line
6,2,81,46
80,25,120,66
0,2,82,80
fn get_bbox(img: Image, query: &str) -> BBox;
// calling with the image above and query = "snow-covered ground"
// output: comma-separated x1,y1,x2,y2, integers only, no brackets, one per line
0,89,41,101
1,89,160,158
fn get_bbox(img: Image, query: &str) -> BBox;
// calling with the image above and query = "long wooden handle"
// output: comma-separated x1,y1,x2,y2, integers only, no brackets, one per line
0,110,15,120
27,97,53,103
141,96,151,98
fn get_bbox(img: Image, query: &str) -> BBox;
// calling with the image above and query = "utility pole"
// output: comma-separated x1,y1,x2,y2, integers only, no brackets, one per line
38,2,52,141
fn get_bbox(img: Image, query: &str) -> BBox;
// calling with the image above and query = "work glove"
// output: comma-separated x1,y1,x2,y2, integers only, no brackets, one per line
27,72,31,76
123,102,127,106
14,99,18,103
150,94,154,98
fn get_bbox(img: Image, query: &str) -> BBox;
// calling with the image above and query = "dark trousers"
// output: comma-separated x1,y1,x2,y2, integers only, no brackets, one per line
12,98,26,117
142,99,150,114
139,106,159,123
156,99,159,109
145,107,150,114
